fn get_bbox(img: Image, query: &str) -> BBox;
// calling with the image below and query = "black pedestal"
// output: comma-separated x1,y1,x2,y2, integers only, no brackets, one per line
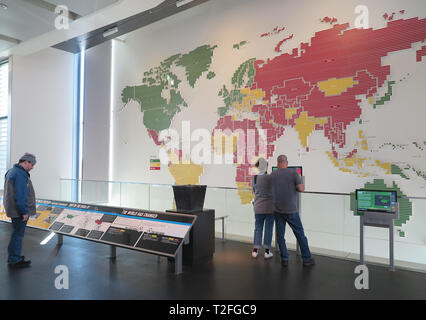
167,209,215,265
172,185,207,213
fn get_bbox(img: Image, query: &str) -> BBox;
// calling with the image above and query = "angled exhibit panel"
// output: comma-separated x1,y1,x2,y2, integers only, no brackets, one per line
1,198,196,259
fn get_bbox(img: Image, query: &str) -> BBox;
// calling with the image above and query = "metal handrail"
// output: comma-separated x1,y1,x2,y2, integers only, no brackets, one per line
59,178,426,200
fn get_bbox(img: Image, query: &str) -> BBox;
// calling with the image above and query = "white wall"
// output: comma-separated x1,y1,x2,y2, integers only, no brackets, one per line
10,47,74,200
83,41,111,181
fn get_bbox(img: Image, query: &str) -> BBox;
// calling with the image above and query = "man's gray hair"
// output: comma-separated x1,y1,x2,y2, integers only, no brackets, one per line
277,155,288,164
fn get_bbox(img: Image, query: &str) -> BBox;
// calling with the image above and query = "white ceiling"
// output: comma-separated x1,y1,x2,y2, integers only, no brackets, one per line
0,0,119,53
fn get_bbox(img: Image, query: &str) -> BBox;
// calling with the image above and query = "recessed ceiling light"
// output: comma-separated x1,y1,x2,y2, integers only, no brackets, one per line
176,0,196,8
0,3,8,10
103,26,118,38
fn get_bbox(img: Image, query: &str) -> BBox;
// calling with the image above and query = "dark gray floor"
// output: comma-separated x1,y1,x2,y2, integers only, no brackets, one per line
1,222,426,300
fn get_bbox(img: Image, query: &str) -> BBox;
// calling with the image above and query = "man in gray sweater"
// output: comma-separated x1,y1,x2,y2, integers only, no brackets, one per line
3,153,37,268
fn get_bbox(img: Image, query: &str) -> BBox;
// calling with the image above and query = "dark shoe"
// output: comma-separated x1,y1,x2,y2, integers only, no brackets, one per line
303,259,315,267
8,259,31,269
281,260,288,267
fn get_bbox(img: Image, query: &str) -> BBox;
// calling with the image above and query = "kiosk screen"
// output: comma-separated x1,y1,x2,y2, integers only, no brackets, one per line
272,166,302,176
356,189,397,214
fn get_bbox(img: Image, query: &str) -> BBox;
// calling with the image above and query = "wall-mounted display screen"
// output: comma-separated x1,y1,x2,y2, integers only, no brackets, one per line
355,189,398,214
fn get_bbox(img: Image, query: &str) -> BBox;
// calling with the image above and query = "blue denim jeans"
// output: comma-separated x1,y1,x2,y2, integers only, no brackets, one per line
8,218,27,264
274,212,312,263
253,213,274,249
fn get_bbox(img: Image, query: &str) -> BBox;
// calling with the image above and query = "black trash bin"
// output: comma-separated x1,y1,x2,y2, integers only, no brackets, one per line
172,184,207,213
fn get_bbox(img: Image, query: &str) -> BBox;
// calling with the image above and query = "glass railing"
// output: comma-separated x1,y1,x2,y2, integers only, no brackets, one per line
59,178,426,272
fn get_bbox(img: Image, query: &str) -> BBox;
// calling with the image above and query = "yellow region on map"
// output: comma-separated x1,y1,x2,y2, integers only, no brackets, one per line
317,77,359,96
212,130,239,155
326,130,392,177
326,151,369,176
355,130,369,151
343,154,366,169
236,182,254,205
285,108,298,120
169,162,204,185
375,160,391,174
232,88,266,112
294,111,328,148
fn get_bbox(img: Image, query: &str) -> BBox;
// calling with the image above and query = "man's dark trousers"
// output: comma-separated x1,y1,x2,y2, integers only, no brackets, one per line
274,212,312,263
8,218,27,264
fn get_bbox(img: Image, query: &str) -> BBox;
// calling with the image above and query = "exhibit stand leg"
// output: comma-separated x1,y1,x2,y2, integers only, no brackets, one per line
175,246,183,275
360,215,365,266
110,245,117,259
389,223,395,272
215,216,228,241
57,234,63,246
184,231,190,245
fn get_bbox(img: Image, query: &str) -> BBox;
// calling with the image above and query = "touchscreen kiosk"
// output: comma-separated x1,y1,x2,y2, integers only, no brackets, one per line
355,189,399,271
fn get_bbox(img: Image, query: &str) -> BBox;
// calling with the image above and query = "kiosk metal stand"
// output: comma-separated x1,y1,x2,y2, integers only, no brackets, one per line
357,202,399,272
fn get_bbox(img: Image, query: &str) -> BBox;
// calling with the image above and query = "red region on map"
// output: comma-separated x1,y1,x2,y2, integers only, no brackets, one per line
417,45,426,62
274,34,294,52
148,129,162,146
261,26,286,37
321,17,338,24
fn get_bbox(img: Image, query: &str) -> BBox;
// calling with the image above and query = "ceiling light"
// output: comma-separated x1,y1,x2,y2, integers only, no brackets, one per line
103,26,118,38
0,3,8,10
176,0,196,8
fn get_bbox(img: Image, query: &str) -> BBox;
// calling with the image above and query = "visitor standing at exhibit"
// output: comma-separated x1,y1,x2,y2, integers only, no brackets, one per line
3,153,37,268
251,157,274,259
271,154,315,267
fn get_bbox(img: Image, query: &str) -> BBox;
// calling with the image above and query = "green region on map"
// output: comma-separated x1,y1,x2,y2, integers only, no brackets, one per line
176,44,217,87
373,81,396,108
121,45,217,132
391,164,410,180
207,71,216,79
233,40,248,50
217,58,256,116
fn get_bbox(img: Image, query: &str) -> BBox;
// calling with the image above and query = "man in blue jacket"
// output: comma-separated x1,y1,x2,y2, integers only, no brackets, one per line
3,153,37,268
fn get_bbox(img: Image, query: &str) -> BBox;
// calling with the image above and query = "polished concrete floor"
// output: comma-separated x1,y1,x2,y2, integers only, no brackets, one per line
1,222,426,300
